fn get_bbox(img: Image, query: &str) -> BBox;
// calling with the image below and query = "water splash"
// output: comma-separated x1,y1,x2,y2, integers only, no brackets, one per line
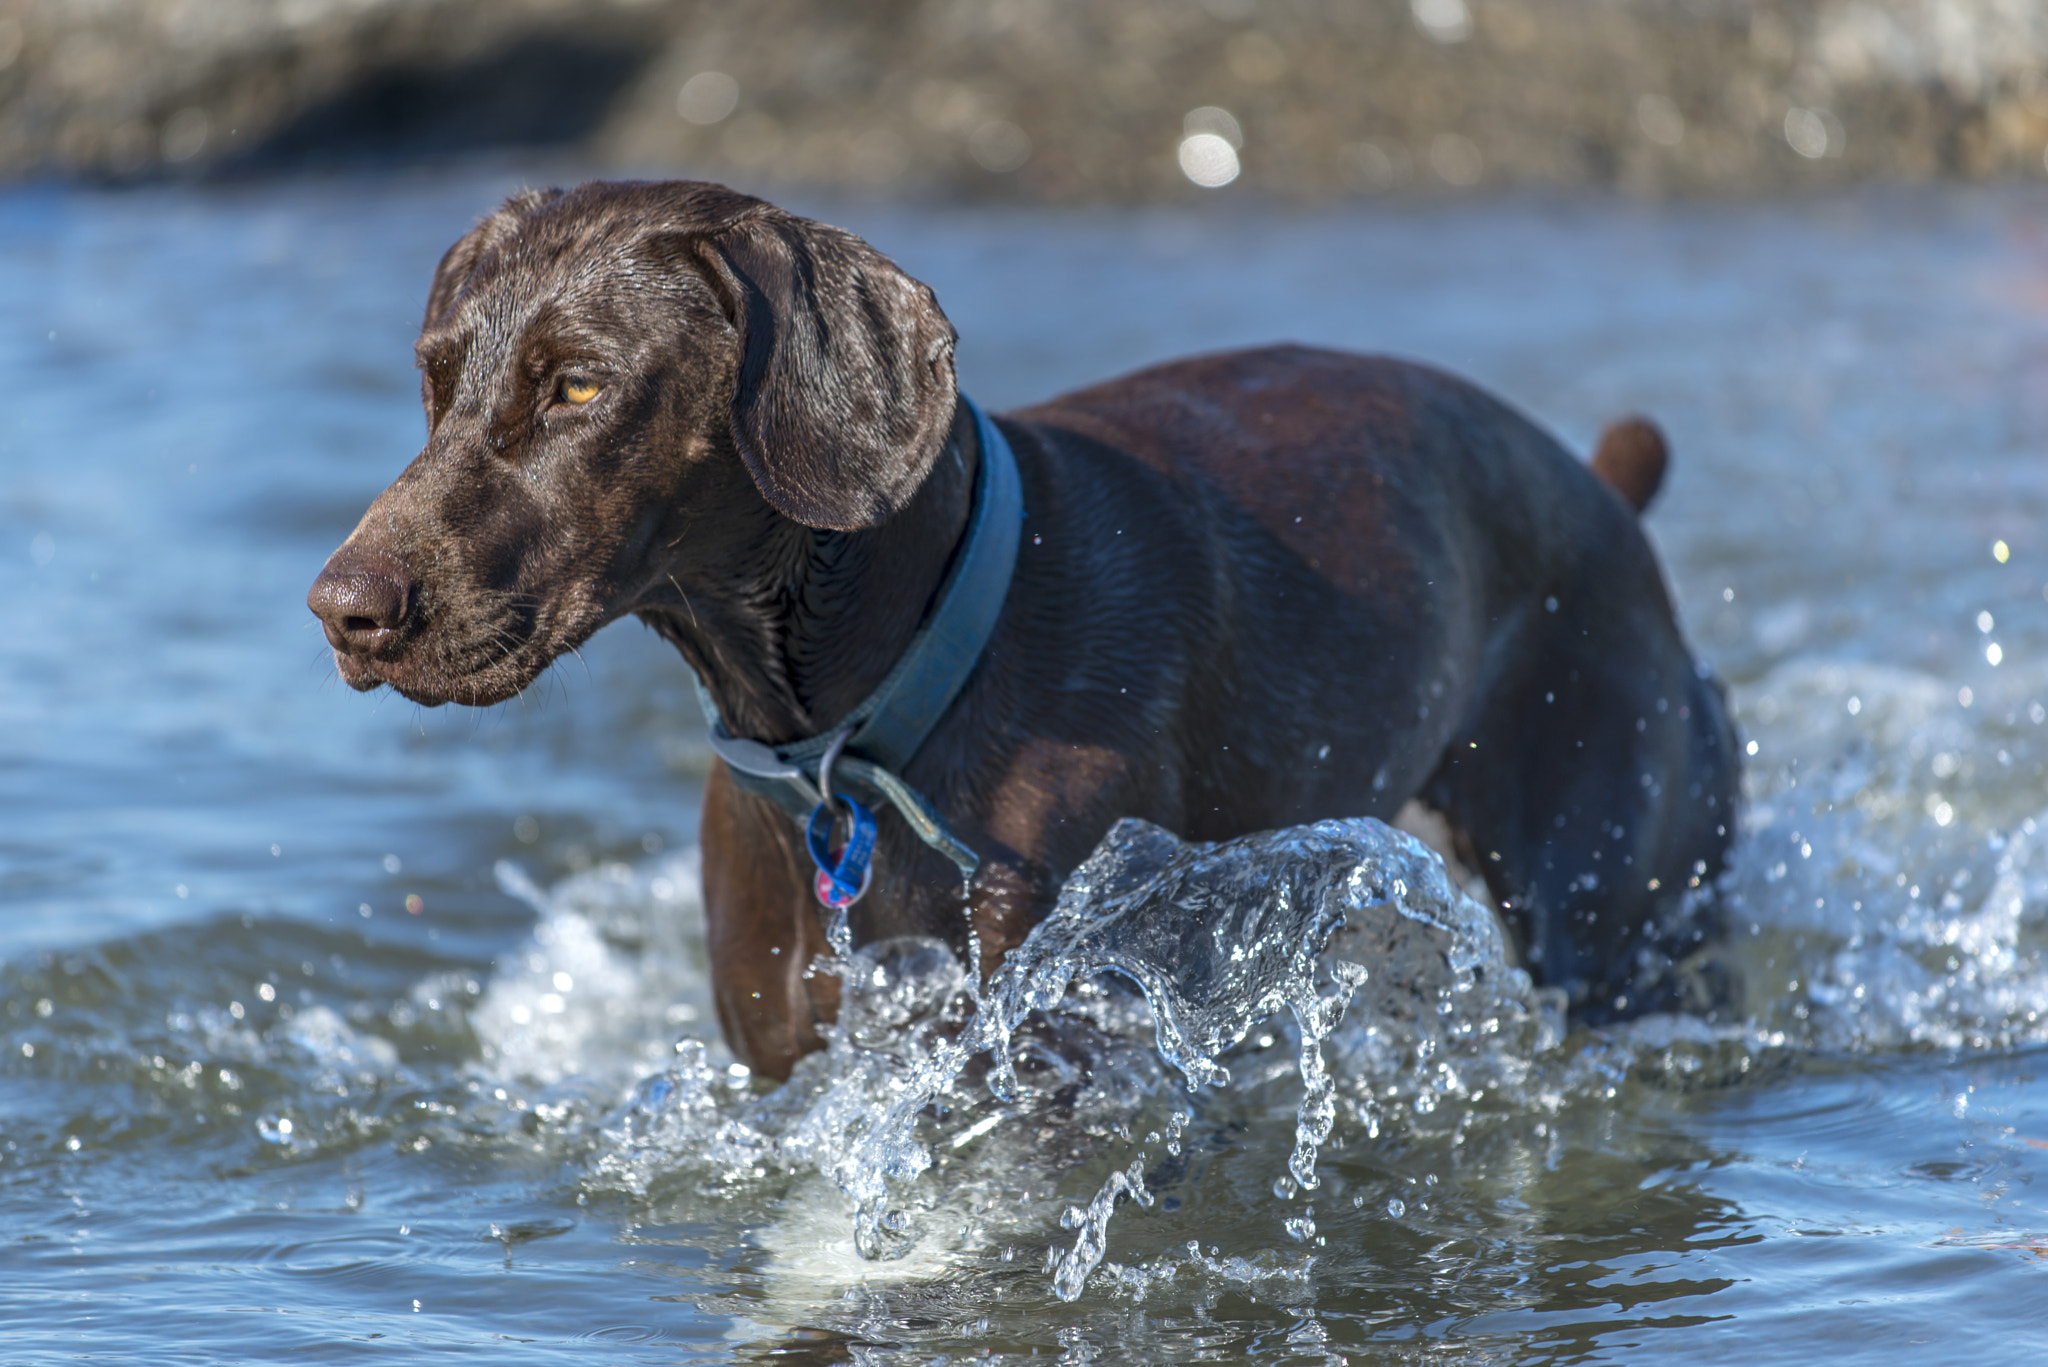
1719,658,2048,1055
484,852,715,1090
599,814,1526,1297
1053,1159,1154,1300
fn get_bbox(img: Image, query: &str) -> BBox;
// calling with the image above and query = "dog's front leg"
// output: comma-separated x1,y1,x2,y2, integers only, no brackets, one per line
698,762,842,1078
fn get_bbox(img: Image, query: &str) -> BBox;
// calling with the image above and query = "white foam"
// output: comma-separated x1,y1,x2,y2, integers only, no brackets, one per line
474,851,722,1091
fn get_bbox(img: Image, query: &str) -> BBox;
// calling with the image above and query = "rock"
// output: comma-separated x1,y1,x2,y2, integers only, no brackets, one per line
4,0,2048,198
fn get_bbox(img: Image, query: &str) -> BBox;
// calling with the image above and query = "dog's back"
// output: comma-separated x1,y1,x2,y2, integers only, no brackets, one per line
1003,345,1736,1015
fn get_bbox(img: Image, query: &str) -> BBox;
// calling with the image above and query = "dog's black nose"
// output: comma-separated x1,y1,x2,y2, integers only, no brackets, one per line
308,555,414,654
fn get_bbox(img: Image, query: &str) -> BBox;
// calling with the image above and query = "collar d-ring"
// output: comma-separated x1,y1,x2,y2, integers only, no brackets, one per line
817,725,853,809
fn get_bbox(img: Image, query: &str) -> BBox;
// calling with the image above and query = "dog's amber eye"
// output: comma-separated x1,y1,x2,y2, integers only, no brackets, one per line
558,377,602,405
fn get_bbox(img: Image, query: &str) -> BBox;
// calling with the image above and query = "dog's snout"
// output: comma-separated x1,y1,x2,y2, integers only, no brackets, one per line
308,557,414,654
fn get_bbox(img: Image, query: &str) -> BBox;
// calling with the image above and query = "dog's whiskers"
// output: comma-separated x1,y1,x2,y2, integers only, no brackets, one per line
667,574,701,631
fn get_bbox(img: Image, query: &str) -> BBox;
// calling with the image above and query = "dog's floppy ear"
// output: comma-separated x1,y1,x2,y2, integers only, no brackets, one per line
693,211,959,531
422,187,565,328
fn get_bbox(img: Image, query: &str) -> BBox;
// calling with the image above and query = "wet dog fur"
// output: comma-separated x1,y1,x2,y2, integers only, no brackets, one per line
308,181,1739,1078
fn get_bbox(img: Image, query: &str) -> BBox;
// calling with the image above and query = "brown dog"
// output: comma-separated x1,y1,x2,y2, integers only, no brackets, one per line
308,181,1737,1079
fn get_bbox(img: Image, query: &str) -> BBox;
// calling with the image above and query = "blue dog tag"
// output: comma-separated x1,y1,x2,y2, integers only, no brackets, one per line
805,796,877,909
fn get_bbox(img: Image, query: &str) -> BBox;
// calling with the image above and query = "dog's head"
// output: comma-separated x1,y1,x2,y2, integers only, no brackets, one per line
307,181,959,706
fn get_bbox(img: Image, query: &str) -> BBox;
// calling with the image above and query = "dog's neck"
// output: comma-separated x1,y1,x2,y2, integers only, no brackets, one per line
643,399,980,749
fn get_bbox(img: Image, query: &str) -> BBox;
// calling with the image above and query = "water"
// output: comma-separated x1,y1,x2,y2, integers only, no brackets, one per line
6,166,2048,1360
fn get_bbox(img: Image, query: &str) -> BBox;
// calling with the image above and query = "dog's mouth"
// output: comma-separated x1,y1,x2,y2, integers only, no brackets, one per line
326,597,596,709
335,632,547,708
311,542,624,709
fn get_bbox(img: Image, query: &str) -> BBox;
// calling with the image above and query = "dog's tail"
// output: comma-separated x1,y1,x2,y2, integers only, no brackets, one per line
1590,415,1668,514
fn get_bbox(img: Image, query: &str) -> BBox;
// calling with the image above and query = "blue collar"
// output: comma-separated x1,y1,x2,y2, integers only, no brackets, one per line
693,394,1024,879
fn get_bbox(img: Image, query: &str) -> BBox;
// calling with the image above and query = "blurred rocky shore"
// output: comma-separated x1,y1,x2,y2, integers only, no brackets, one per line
4,0,2046,198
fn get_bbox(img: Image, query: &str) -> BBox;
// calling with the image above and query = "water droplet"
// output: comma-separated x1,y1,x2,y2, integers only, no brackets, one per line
1428,133,1483,186
1411,0,1472,43
1636,93,1686,147
1784,107,1837,159
676,71,740,126
1182,106,1242,149
1178,133,1241,188
968,120,1032,174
